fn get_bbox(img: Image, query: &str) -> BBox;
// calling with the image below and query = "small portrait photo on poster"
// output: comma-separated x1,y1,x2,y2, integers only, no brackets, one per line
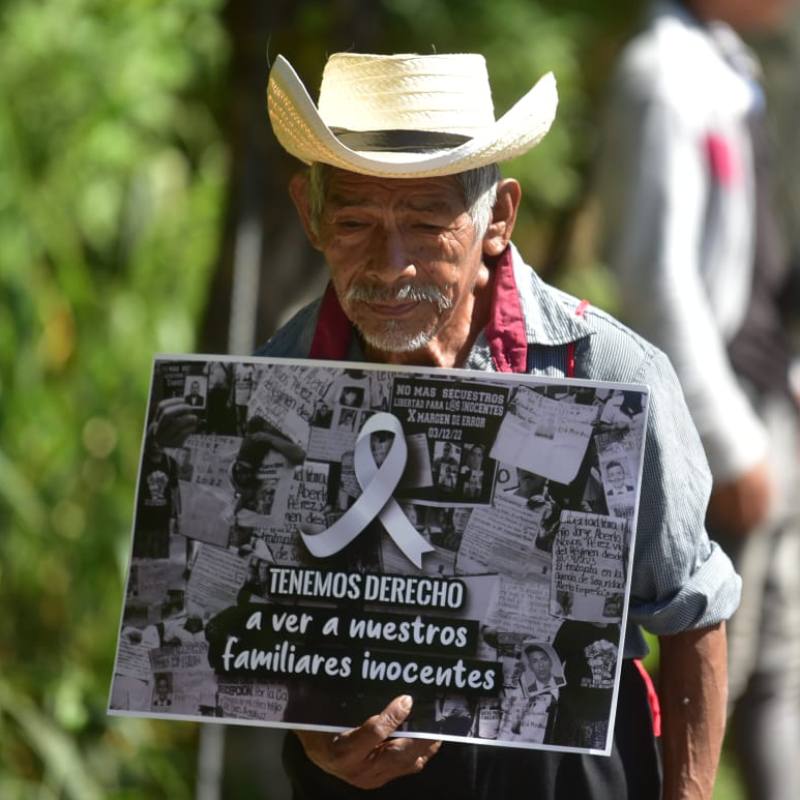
432,441,461,494
183,376,207,409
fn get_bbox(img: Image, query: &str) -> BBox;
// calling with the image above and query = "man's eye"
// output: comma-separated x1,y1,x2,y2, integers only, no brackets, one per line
413,223,442,233
337,219,368,230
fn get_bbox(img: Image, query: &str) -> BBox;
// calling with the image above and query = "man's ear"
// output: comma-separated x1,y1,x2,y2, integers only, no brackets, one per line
482,178,522,258
288,170,322,250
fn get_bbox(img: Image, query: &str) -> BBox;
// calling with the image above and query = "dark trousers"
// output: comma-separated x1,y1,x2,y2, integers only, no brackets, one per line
283,660,662,800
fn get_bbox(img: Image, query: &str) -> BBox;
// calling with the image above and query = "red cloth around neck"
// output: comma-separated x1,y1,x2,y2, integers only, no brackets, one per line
308,283,352,360
483,246,528,373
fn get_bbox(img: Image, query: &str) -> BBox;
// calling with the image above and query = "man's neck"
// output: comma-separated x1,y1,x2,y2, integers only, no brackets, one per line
363,264,495,369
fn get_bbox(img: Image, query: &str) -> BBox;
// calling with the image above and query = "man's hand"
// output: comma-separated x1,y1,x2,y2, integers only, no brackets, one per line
706,460,773,538
149,397,201,447
295,695,442,790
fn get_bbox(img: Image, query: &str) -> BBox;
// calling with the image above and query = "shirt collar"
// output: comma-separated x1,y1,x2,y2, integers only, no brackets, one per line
507,243,593,347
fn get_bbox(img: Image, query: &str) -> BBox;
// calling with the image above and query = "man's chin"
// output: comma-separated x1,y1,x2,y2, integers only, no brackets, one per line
356,324,435,354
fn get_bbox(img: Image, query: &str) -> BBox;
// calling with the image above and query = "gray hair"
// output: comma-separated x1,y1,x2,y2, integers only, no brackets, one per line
307,162,500,240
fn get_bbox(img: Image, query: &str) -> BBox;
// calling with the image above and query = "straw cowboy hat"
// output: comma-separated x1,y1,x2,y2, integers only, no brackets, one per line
267,52,558,178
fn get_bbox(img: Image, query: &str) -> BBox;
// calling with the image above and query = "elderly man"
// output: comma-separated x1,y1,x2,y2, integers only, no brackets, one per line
259,52,739,800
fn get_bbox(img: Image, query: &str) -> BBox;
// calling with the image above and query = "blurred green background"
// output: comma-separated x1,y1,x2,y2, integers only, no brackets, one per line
2,0,799,797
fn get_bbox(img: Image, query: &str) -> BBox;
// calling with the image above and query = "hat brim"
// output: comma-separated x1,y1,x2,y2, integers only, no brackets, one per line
267,55,558,178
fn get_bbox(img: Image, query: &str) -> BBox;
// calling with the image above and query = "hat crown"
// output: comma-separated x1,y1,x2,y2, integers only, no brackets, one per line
317,53,496,135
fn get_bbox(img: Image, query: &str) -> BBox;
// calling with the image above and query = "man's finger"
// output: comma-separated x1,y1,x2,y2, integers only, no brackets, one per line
334,695,414,757
154,397,194,421
373,736,442,766
411,738,442,772
154,413,200,447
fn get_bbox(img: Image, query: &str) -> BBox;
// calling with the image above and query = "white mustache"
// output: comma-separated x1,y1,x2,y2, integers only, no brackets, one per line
345,283,453,312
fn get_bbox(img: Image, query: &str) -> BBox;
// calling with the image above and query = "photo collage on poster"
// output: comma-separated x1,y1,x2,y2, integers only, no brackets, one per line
109,356,649,754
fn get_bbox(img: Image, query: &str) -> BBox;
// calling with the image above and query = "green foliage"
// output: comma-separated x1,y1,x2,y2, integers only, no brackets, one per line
0,0,226,795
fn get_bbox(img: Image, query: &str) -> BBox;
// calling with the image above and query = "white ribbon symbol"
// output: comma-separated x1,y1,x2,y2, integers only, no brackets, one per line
299,412,434,569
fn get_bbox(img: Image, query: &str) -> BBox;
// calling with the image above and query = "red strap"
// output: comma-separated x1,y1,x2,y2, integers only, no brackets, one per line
484,247,529,373
565,299,590,379
308,283,352,360
705,132,741,187
633,659,662,737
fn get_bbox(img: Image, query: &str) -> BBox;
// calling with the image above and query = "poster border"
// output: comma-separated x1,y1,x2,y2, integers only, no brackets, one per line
108,352,652,757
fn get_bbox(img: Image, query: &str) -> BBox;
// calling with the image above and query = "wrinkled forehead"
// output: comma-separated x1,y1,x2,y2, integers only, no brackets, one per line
324,167,468,213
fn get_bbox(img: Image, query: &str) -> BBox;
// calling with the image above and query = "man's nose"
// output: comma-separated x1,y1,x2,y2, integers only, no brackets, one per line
371,227,417,282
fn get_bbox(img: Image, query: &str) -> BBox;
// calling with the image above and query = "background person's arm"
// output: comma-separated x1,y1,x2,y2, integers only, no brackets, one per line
659,622,728,800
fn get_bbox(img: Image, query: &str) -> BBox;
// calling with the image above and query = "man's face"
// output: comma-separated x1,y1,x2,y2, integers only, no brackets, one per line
370,433,392,466
315,170,485,354
467,446,484,469
256,450,292,484
608,464,625,489
516,469,545,498
209,363,228,388
528,649,552,682
190,381,200,395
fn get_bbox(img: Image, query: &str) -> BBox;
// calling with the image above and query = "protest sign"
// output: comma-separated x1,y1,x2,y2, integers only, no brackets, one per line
109,355,648,755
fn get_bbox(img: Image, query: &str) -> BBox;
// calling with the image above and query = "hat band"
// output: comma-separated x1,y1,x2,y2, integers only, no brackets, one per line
330,127,472,153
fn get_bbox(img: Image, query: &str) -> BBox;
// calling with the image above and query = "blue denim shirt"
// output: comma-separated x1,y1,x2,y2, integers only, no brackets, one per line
256,244,741,657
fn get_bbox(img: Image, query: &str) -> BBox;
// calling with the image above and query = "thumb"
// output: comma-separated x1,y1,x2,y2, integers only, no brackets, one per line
377,694,414,733
335,695,414,755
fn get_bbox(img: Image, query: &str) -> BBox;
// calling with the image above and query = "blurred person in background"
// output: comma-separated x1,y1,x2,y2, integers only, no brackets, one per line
598,1,800,797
